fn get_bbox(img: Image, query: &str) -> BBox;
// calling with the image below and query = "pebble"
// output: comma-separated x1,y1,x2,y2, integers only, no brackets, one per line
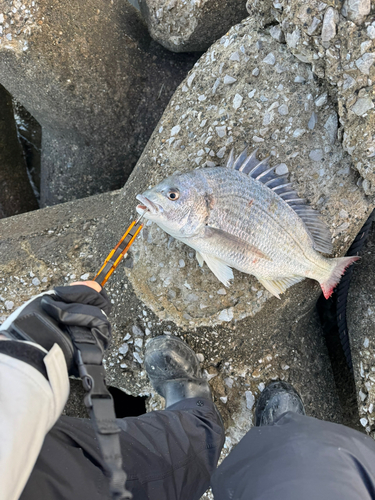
123,333,131,341
262,53,276,65
278,104,288,115
215,126,226,138
132,325,144,337
196,353,204,362
229,51,240,62
217,288,227,295
321,7,338,42
345,0,371,23
258,382,265,392
360,417,368,427
119,344,129,355
324,113,338,144
315,93,328,107
364,337,370,348
5,301,14,310
307,17,321,36
134,338,143,348
275,163,288,175
80,273,90,280
220,396,228,404
293,128,306,138
309,149,324,161
179,259,185,268
343,74,356,90
351,97,374,116
286,29,300,49
133,352,143,364
245,391,255,410
218,308,233,322
216,146,226,158
367,25,375,39
225,377,234,388
355,53,375,75
120,363,128,369
294,76,305,83
223,75,237,85
248,89,256,98
252,67,260,76
32,277,41,286
359,390,367,401
308,112,317,130
171,125,181,136
187,72,196,87
270,26,285,43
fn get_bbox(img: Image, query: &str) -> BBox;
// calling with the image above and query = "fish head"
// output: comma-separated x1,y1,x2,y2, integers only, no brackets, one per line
136,171,209,238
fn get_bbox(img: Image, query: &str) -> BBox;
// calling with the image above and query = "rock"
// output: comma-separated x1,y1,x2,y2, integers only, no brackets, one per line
0,0,198,206
124,18,371,329
351,97,374,116
347,223,375,437
0,84,39,218
250,0,375,194
0,14,372,460
343,0,371,24
138,0,248,52
321,8,339,42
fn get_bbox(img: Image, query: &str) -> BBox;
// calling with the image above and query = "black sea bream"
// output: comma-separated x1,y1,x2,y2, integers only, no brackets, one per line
136,149,358,299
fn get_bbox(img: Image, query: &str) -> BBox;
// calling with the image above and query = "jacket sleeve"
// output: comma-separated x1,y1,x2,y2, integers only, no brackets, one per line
0,341,69,500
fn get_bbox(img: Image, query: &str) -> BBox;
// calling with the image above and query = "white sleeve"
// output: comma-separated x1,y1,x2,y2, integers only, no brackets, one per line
0,343,69,500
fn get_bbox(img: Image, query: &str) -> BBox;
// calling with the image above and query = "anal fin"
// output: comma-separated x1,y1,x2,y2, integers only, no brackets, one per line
257,276,305,299
200,253,234,287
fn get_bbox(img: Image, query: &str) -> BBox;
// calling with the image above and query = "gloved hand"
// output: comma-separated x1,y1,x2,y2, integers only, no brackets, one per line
0,282,112,376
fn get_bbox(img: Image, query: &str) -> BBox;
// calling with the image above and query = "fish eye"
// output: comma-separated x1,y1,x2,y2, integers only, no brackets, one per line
167,189,180,201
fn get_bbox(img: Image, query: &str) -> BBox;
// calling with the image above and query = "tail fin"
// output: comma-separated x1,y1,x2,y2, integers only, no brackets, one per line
320,256,360,299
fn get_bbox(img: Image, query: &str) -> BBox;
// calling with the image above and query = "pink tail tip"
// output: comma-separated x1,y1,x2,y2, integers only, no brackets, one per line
321,256,360,299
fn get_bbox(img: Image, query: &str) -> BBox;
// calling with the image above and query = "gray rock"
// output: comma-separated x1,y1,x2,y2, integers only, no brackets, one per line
278,104,289,115
324,113,338,144
351,97,374,116
343,0,371,24
270,25,285,43
138,0,248,52
321,7,338,42
0,0,198,206
309,149,324,162
308,112,318,131
347,224,375,437
0,85,38,218
355,53,375,75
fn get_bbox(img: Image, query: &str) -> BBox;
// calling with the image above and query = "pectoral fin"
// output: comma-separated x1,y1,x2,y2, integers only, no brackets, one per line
257,276,305,299
200,253,234,287
205,226,270,261
196,251,204,267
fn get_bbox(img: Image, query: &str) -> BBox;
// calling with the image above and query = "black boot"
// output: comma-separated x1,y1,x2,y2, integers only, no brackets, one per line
255,381,305,426
145,335,212,408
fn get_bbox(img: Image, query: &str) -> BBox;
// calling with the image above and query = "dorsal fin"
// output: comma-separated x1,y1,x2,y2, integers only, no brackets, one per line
226,148,333,254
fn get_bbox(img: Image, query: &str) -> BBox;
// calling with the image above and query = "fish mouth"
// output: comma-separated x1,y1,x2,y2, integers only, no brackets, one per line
136,194,161,215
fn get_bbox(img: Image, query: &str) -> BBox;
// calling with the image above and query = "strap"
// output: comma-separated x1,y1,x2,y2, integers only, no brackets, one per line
72,327,132,500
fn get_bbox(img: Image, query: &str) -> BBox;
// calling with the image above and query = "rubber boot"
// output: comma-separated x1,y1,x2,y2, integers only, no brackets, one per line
255,380,305,426
145,335,212,408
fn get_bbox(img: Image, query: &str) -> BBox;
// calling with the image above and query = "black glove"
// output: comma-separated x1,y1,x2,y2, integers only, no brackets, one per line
0,284,112,376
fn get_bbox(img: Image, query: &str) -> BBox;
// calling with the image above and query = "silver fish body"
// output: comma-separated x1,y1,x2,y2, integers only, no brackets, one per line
136,150,358,298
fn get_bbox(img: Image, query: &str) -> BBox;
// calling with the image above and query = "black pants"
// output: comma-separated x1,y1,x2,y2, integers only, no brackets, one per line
20,397,225,500
211,412,375,500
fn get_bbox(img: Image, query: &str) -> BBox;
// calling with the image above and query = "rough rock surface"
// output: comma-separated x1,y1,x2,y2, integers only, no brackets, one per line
0,17,372,465
245,0,375,195
126,17,371,328
347,222,375,436
0,84,38,218
0,188,342,452
138,0,248,53
0,0,198,206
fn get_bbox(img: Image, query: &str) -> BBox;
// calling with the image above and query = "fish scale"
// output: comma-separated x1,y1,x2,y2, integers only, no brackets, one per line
136,149,359,299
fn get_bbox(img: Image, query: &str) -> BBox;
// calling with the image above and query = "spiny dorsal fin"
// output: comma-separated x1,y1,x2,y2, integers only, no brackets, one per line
226,148,333,254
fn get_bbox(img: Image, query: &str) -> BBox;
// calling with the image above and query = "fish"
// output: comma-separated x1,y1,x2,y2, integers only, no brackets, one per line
136,149,359,299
